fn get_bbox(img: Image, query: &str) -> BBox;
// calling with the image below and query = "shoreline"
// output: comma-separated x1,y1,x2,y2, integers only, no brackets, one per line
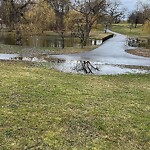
125,48,150,58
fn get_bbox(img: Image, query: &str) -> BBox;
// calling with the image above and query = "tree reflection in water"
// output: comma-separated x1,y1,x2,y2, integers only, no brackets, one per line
73,60,100,74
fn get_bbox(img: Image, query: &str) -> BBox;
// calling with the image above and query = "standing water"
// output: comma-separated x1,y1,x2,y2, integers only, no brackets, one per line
0,32,102,48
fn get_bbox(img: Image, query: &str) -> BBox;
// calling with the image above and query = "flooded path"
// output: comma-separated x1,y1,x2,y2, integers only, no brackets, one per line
0,31,150,75
0,54,19,60
51,31,150,75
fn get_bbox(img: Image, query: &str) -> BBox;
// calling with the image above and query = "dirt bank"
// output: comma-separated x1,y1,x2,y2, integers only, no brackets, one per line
125,48,150,58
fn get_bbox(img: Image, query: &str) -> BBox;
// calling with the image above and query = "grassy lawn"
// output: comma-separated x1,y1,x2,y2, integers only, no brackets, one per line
90,26,111,40
111,24,149,36
0,61,150,149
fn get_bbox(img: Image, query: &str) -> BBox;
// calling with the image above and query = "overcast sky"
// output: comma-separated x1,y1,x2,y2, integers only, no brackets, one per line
120,0,150,13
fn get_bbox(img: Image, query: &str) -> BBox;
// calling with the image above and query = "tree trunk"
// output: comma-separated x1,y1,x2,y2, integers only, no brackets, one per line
80,38,84,48
55,12,64,31
60,31,65,49
134,17,138,28
83,28,91,46
61,35,65,49
15,29,22,46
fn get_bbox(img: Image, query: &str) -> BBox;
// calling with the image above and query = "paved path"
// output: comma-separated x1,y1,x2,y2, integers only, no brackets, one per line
53,31,150,66
52,31,150,74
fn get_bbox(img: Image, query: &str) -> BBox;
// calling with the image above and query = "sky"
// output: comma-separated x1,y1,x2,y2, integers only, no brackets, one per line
120,0,150,13
70,0,150,13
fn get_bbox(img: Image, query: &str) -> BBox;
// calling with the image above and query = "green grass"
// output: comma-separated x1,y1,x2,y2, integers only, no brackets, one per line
0,61,150,149
111,24,149,36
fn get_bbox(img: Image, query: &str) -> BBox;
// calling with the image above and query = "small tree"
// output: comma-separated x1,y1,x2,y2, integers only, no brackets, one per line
127,1,150,28
65,10,86,48
19,0,55,36
128,11,144,28
2,0,35,45
47,0,70,49
143,18,150,34
70,0,106,47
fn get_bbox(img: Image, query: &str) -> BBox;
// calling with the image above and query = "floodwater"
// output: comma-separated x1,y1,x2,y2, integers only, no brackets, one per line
53,60,149,75
51,30,150,75
0,53,149,75
0,54,19,60
0,30,150,75
0,54,48,62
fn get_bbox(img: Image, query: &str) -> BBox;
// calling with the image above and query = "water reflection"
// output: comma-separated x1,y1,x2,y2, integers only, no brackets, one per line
0,32,102,48
54,60,150,75
0,53,149,75
0,54,19,60
73,60,100,74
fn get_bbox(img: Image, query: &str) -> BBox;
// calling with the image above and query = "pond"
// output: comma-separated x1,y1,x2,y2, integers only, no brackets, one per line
0,32,102,48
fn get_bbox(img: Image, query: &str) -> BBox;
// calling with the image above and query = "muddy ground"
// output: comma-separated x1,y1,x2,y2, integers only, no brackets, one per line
126,48,150,58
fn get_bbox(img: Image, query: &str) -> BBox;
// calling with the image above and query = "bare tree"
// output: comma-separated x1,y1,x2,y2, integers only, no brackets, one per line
71,0,106,47
127,11,143,28
106,0,125,25
127,0,150,28
139,1,150,23
47,0,70,49
2,0,34,45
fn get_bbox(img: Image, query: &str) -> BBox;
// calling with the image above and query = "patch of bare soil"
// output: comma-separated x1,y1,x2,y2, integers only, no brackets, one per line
119,65,150,70
125,48,150,58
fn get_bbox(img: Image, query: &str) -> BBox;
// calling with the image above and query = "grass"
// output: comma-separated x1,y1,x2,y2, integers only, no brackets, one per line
111,24,149,37
0,43,99,55
0,60,150,149
111,23,150,52
90,25,111,40
90,30,111,40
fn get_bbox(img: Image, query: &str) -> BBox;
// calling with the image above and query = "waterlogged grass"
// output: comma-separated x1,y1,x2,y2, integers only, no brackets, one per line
0,43,60,54
111,24,149,36
0,43,98,55
0,61,150,149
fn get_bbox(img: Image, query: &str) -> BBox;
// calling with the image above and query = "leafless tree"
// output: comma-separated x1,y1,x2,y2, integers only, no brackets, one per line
139,1,150,23
106,0,126,25
127,0,150,27
71,0,106,47
47,0,70,49
2,0,35,45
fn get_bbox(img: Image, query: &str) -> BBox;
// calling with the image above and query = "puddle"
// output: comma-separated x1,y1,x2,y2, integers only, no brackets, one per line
12,56,48,62
53,60,150,75
0,54,19,60
0,53,49,62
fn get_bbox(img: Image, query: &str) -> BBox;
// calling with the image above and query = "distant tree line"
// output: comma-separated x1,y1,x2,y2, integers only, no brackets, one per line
127,1,150,28
0,0,125,47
